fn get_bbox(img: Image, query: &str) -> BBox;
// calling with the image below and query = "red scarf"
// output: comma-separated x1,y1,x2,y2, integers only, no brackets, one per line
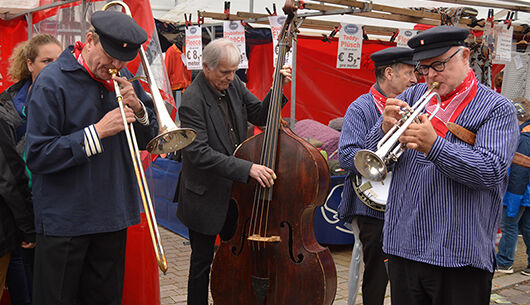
370,85,387,115
73,41,114,91
426,69,478,138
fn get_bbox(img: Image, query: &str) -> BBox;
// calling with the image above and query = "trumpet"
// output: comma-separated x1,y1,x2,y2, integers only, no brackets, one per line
354,83,441,182
104,1,196,273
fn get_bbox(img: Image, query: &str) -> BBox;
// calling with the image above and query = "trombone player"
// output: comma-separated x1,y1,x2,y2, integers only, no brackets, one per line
364,26,519,304
25,10,158,304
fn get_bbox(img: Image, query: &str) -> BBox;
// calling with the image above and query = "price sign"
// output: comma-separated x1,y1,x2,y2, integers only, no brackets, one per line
396,29,417,48
223,21,248,69
492,22,514,64
185,25,202,70
268,15,293,67
337,23,363,69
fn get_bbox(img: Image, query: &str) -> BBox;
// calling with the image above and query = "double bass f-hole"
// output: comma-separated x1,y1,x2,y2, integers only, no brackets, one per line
210,1,337,304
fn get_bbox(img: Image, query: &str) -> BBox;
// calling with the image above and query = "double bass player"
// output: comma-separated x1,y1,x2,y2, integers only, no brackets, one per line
175,38,291,305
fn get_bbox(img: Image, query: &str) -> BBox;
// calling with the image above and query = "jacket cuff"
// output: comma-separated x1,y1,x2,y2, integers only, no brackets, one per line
83,125,104,157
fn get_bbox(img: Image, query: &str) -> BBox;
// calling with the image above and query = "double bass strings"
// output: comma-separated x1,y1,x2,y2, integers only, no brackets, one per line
249,34,290,251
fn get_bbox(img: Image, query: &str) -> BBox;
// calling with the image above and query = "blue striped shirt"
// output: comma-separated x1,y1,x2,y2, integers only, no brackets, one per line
364,83,519,272
338,92,385,221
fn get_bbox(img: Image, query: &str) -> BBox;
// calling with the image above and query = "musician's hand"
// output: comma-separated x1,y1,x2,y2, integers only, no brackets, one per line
94,107,136,139
399,114,437,154
382,98,409,133
249,164,277,188
279,65,292,86
112,76,144,116
21,241,35,249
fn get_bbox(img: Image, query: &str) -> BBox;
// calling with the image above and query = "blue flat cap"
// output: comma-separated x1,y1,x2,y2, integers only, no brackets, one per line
407,26,469,61
91,10,147,61
370,47,415,67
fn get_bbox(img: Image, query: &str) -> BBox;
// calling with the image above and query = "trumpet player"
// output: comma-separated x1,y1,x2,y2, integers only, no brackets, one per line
365,26,520,305
338,47,416,305
25,10,158,305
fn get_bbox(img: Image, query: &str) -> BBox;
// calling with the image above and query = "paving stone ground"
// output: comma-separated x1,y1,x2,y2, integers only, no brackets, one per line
158,227,529,305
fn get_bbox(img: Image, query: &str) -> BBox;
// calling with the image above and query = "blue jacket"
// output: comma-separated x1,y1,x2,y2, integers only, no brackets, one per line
365,82,519,272
337,92,385,221
503,119,530,217
25,46,158,236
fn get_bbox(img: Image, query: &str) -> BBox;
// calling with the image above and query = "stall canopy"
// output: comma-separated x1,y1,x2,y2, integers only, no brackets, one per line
159,0,529,124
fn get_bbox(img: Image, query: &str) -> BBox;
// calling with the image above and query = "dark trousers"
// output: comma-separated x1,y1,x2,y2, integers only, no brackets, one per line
187,203,237,305
33,229,127,305
387,255,493,305
357,215,388,305
6,246,34,305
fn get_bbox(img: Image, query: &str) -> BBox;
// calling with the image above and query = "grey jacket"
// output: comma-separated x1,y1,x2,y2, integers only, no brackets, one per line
175,72,286,235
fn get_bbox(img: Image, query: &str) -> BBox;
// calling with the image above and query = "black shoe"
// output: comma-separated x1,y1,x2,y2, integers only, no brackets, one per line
522,266,530,276
496,265,514,274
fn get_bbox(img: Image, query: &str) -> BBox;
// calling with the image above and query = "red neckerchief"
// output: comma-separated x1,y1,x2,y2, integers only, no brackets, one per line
370,85,387,115
426,69,478,138
73,41,114,91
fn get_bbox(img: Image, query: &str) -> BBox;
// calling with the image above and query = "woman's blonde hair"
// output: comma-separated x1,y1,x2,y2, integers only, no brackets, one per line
8,33,61,82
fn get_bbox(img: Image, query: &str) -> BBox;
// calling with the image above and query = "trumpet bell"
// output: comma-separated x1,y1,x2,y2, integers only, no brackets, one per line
146,128,196,154
354,149,387,182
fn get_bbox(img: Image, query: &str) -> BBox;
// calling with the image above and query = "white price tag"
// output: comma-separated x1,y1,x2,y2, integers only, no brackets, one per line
268,15,293,67
337,23,363,69
185,25,202,70
395,29,417,48
492,23,514,64
223,21,248,69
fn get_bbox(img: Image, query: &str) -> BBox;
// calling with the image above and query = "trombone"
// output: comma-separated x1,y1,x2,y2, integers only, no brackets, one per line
103,1,196,273
354,82,441,182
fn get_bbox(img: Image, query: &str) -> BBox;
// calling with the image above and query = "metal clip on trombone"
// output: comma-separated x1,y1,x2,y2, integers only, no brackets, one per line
104,1,197,273
354,82,441,182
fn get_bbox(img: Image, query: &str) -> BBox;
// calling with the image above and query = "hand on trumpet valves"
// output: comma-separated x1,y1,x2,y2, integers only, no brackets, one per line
399,114,437,155
249,164,277,188
94,107,136,139
382,98,410,133
112,75,145,117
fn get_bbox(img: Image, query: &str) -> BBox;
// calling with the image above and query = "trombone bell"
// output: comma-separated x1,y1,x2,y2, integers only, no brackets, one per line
147,128,196,154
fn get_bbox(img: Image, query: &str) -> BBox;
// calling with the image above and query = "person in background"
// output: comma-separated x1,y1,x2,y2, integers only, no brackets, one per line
165,33,191,104
494,71,503,94
338,46,416,305
367,26,519,305
496,97,530,276
0,52,35,304
0,33,61,305
175,38,291,305
25,11,158,304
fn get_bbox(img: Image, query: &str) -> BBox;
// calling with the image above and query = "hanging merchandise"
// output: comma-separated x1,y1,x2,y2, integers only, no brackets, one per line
501,51,530,101
468,38,492,87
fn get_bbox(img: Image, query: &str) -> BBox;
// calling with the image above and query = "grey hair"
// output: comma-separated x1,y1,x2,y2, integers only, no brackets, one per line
202,38,240,70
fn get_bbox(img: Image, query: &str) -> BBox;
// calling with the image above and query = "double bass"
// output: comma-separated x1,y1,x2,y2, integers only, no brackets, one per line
210,1,337,304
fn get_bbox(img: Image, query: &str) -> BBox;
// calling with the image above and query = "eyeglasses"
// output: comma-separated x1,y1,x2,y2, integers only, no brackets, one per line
415,49,461,76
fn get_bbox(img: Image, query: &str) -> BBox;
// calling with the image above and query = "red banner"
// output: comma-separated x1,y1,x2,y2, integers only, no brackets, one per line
246,36,395,124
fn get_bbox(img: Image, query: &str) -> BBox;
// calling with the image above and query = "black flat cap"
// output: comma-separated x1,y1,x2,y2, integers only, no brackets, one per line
370,47,415,67
91,10,147,61
407,26,469,61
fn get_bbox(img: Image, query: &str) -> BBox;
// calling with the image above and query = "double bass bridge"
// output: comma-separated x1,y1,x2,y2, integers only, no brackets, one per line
247,234,281,243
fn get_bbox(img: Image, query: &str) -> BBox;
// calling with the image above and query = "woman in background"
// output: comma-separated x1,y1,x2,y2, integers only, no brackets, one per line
0,33,61,305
